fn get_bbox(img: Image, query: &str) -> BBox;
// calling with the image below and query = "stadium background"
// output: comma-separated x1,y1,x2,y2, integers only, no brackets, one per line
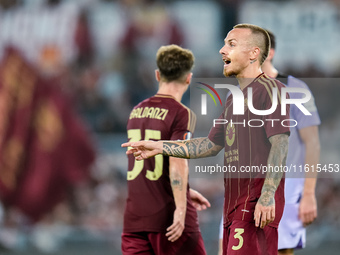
0,0,339,254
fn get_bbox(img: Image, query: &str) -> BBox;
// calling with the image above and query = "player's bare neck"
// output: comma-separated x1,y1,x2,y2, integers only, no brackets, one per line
237,67,263,90
262,62,279,79
157,82,188,102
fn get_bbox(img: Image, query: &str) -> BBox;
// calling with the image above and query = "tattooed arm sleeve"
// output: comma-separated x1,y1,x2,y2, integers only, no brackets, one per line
259,134,289,207
163,137,224,159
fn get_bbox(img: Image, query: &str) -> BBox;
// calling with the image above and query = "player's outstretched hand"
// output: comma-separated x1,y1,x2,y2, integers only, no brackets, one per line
299,193,317,227
121,140,163,160
189,189,211,211
254,195,275,229
166,208,185,242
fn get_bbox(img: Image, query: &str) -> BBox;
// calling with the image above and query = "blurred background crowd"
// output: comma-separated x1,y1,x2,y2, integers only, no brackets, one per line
0,0,339,254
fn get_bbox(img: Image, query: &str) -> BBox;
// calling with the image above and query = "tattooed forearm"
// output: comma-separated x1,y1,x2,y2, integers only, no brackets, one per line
170,172,183,191
164,143,188,158
163,137,223,159
259,134,289,206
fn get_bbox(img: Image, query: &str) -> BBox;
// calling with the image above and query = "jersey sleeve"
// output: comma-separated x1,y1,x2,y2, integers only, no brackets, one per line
208,111,225,147
170,106,196,141
264,81,290,138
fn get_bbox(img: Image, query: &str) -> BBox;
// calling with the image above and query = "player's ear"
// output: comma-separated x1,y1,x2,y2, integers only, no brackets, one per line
155,69,161,82
186,72,193,85
250,47,260,64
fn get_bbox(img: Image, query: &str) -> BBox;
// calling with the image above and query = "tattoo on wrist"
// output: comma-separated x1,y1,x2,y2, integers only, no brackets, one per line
258,190,275,206
259,177,281,206
260,134,288,207
187,138,220,158
163,137,221,159
163,142,188,158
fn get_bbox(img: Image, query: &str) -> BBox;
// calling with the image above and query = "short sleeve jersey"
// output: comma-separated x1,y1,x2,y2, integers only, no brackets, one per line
208,73,290,228
124,94,199,233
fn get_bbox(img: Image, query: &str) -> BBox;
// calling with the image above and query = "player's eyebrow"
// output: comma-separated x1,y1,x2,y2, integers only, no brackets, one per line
224,39,237,44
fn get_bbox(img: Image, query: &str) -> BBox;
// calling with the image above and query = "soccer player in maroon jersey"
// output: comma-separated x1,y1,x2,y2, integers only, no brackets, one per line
121,44,210,255
123,24,290,255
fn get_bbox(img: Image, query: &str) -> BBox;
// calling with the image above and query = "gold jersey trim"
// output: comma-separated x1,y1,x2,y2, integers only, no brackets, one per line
154,94,196,133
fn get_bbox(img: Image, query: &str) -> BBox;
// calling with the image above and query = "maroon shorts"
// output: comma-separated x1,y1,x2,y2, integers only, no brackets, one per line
121,231,206,255
222,220,278,255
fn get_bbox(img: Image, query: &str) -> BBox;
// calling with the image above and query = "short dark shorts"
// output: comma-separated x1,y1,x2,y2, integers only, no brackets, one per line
222,220,278,255
121,231,206,255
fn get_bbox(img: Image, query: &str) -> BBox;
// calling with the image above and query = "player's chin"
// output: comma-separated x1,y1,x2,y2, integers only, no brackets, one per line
223,68,234,77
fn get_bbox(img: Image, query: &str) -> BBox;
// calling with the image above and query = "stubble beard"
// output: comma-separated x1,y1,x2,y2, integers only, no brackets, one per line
223,67,237,77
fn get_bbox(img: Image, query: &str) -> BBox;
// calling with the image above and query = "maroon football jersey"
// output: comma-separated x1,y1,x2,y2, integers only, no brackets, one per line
124,94,199,233
208,73,290,228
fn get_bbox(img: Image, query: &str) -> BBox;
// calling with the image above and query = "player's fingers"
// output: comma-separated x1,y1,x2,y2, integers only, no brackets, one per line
168,227,183,242
133,151,142,157
302,219,311,227
300,214,307,226
312,212,317,222
168,230,182,242
134,155,144,161
203,199,211,208
306,212,313,223
302,210,310,221
125,148,137,155
166,228,177,238
271,208,275,222
168,234,178,242
306,212,316,225
122,142,142,148
301,212,312,226
265,210,271,221
196,194,211,207
254,209,261,227
195,204,202,211
193,201,208,211
166,229,177,239
263,211,273,228
260,212,267,228
310,208,317,219
166,225,183,242
121,142,132,148
166,221,178,233
266,208,274,223
167,221,183,233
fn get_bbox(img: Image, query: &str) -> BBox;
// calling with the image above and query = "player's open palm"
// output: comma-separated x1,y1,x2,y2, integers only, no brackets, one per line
122,140,162,160
166,208,185,242
299,193,317,227
254,194,275,229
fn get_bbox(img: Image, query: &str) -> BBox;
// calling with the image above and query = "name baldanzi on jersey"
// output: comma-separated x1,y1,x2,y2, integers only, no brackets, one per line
129,107,169,120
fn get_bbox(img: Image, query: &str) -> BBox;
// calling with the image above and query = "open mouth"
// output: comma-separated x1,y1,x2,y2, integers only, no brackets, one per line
223,59,231,65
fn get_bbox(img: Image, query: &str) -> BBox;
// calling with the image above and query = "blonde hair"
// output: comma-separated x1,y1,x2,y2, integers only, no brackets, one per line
233,24,270,64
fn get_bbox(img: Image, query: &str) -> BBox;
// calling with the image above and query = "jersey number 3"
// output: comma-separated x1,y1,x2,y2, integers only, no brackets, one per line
127,129,163,181
232,228,244,251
